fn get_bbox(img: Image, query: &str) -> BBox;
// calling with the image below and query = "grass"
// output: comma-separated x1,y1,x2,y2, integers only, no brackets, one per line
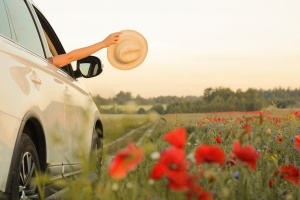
99,104,168,113
34,108,300,199
99,109,300,199
100,104,153,111
102,113,155,143
104,122,156,154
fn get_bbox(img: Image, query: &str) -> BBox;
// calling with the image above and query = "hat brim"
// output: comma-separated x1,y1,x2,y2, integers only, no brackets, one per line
107,30,148,70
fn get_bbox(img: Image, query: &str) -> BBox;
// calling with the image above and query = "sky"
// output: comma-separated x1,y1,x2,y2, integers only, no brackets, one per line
33,0,300,98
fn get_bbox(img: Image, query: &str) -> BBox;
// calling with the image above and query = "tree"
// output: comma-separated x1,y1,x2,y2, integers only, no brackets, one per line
92,95,113,105
203,87,213,102
210,95,226,112
150,104,165,114
113,91,133,105
244,88,263,111
203,87,234,102
135,94,149,105
137,108,147,114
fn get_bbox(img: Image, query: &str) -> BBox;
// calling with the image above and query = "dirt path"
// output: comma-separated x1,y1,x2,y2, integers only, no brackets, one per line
104,120,158,149
136,120,159,145
105,120,159,162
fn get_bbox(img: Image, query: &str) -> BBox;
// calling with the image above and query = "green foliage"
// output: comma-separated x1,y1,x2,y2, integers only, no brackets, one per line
203,87,235,102
137,107,147,114
150,104,165,114
113,91,133,105
93,87,300,114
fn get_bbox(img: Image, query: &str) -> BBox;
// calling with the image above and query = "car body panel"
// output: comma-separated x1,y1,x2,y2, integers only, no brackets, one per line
0,0,103,195
0,35,67,190
0,111,21,191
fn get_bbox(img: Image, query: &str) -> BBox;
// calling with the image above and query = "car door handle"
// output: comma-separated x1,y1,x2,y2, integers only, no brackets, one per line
30,71,41,85
64,86,71,97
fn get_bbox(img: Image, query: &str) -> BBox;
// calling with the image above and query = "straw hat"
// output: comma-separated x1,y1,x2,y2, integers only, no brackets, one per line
107,30,148,70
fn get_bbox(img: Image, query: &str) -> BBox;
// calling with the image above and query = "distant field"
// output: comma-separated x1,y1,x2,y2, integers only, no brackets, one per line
99,104,167,112
162,109,300,125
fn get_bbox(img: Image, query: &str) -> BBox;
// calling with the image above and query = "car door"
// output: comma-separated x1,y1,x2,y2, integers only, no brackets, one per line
29,3,88,176
64,78,95,173
4,0,68,179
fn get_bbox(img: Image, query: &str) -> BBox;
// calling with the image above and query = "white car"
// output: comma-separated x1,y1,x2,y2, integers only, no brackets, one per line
0,0,104,199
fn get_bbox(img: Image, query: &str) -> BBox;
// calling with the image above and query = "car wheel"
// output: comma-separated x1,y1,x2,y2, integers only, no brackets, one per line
9,134,41,200
90,128,103,177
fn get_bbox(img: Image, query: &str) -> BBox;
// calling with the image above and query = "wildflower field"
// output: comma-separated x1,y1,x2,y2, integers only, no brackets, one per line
62,109,300,200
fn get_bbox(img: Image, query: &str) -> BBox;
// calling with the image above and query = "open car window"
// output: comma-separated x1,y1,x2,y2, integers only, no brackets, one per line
43,30,58,57
32,6,74,77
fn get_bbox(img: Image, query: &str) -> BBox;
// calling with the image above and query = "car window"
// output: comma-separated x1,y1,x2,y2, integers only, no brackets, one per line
33,7,73,76
0,0,12,39
5,0,44,57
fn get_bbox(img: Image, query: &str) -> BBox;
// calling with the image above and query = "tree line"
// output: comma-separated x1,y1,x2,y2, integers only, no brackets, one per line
92,87,300,114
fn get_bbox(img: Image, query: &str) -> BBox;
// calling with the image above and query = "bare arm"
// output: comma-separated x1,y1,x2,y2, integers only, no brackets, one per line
51,32,121,68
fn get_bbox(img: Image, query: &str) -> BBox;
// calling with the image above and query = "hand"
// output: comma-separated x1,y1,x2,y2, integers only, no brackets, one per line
102,32,122,48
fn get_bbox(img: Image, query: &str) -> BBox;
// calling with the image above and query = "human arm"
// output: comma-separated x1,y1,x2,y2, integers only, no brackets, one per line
50,32,121,68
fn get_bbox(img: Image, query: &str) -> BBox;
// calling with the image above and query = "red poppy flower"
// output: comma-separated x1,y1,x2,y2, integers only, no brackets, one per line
183,174,215,200
199,190,214,200
150,146,186,179
293,111,300,119
167,170,190,191
258,112,264,124
241,124,251,133
269,171,280,188
226,154,236,167
186,181,213,200
279,164,300,185
232,141,260,170
215,136,222,143
186,182,203,200
164,127,187,148
294,136,300,151
275,135,283,143
269,178,275,188
150,146,190,191
108,143,143,179
194,145,225,165
150,162,165,180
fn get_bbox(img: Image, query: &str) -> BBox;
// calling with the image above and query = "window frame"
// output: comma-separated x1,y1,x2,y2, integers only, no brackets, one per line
4,0,75,78
0,0,13,40
4,0,46,58
29,4,75,77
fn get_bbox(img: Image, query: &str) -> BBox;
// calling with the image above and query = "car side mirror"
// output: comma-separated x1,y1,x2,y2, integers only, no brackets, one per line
74,56,103,78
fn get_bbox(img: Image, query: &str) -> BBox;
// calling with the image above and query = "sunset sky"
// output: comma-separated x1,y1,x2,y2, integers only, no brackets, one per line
33,0,300,98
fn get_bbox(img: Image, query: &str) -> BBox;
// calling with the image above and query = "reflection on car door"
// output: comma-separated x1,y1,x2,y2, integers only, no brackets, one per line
1,41,67,180
31,2,97,176
3,0,71,180
64,79,95,174
34,63,71,180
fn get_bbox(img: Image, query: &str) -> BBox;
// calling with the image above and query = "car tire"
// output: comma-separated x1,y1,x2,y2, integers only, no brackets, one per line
8,134,41,200
90,128,103,178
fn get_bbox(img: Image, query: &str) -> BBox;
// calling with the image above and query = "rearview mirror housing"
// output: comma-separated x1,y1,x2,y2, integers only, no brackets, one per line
74,56,103,79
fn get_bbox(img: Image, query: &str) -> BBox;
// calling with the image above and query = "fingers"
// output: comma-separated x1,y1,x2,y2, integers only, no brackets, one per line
104,31,121,46
111,32,122,43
